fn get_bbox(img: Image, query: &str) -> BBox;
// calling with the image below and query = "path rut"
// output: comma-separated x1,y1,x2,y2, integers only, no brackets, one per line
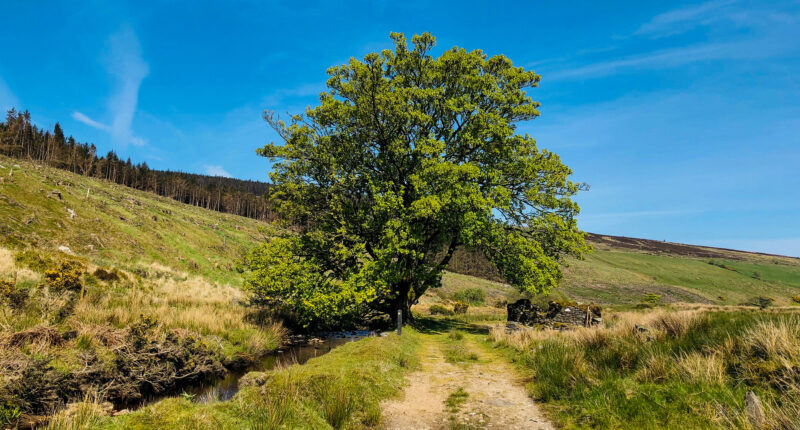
380,336,553,430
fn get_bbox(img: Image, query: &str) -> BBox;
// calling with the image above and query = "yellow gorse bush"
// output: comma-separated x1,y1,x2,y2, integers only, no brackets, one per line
44,259,85,292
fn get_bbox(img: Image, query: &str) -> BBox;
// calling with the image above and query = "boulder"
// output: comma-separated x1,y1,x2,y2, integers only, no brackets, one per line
507,299,602,328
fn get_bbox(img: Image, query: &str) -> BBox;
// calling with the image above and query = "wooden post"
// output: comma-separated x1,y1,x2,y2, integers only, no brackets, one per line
397,309,402,335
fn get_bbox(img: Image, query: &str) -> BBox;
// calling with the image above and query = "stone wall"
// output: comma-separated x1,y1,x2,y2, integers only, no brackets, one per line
507,299,602,329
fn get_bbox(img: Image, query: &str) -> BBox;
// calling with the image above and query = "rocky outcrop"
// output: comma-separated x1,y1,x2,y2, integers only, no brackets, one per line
507,299,602,329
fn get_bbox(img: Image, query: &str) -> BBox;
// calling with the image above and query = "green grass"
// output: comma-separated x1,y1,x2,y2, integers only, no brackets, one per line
445,387,469,413
434,247,800,309
493,310,800,429
50,331,421,430
442,330,479,364
0,156,265,285
0,157,285,421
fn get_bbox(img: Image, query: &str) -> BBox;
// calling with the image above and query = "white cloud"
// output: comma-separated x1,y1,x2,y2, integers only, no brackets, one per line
72,25,149,148
635,0,736,37
581,209,699,221
546,38,782,81
104,25,149,148
204,165,233,178
539,1,800,81
71,111,109,131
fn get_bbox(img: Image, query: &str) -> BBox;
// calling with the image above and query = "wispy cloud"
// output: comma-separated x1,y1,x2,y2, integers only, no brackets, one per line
72,25,149,148
635,0,736,37
71,111,109,130
581,209,699,221
547,41,752,80
204,165,232,178
541,1,800,81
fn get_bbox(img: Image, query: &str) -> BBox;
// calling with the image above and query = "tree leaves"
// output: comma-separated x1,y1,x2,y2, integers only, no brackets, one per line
251,32,588,324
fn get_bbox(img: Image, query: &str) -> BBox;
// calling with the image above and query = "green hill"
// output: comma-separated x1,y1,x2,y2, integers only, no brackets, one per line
0,156,281,420
0,155,264,285
2,154,799,424
435,234,800,311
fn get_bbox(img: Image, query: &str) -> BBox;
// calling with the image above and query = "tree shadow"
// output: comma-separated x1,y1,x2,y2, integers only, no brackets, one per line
410,317,490,335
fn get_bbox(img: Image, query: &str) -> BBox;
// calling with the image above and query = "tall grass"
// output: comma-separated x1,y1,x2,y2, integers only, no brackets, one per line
493,310,800,429
48,331,421,429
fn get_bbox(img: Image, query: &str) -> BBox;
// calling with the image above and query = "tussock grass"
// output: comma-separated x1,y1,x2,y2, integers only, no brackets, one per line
48,331,421,429
493,309,800,428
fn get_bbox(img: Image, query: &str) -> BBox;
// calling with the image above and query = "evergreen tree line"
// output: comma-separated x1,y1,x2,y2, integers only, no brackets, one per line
0,109,274,220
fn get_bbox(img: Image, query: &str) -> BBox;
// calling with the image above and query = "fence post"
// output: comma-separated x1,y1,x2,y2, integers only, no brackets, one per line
397,309,402,335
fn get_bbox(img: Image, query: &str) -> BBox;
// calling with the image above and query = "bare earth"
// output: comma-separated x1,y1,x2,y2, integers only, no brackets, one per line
380,337,554,430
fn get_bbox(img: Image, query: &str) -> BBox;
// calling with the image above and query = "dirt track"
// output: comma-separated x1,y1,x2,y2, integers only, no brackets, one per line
380,336,553,430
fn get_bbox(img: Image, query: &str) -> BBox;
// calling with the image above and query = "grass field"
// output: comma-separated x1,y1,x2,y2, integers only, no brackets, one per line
492,307,800,429
0,157,283,422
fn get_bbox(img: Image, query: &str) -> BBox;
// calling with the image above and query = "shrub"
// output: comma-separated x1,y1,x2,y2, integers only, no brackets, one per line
452,287,486,305
0,404,21,426
44,260,85,292
743,296,774,309
448,329,464,340
14,249,53,272
792,295,800,304
641,293,661,307
0,279,27,311
92,267,122,281
429,304,454,316
453,302,469,314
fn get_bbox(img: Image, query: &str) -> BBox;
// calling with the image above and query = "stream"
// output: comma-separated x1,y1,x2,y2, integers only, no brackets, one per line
125,330,376,409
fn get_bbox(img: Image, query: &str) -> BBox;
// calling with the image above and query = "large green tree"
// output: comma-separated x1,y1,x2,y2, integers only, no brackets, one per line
247,33,588,328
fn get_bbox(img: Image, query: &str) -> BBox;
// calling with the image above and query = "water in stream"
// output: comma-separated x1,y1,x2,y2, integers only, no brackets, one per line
130,331,375,408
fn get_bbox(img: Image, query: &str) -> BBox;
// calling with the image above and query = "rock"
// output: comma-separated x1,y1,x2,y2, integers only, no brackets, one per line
67,208,76,219
50,189,62,199
485,397,514,407
113,409,130,416
745,391,764,428
57,245,73,254
507,299,602,328
239,371,272,388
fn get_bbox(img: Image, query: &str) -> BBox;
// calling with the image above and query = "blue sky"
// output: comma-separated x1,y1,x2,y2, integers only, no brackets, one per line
1,1,799,256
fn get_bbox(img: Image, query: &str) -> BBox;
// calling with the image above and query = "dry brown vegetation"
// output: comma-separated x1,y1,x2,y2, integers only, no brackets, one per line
0,246,282,422
492,307,800,429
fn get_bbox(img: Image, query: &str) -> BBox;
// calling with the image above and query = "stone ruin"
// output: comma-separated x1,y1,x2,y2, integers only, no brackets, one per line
507,299,602,329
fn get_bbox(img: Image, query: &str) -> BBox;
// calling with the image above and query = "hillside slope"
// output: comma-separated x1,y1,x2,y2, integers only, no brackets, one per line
438,233,800,309
0,156,282,422
4,153,798,309
0,155,265,285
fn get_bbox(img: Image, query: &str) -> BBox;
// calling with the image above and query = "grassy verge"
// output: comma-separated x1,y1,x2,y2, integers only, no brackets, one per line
0,246,283,424
47,330,421,429
492,308,800,428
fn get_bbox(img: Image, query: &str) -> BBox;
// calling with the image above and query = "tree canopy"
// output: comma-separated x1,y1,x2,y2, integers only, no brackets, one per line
246,33,588,329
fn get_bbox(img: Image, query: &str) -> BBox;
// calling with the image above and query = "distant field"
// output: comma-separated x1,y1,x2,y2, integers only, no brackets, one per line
435,235,800,311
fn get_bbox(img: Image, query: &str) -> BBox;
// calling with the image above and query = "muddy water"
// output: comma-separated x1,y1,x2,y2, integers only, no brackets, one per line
131,331,375,408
